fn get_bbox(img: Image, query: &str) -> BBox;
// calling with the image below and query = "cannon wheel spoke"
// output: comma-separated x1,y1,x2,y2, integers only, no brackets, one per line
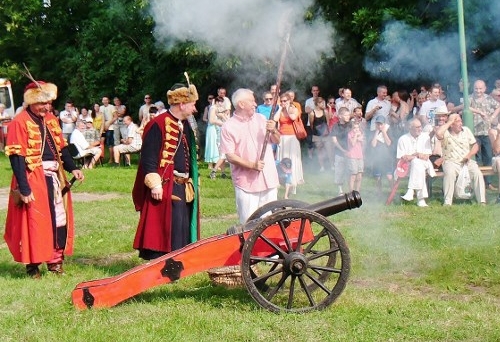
241,208,350,313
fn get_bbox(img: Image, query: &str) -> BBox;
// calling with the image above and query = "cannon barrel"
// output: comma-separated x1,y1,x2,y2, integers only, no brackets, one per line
305,190,362,217
226,191,362,235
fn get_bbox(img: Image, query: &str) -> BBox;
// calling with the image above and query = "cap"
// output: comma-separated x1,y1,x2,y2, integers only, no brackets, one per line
375,116,385,124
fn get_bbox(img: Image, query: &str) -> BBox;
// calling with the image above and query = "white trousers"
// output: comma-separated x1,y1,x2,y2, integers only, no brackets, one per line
407,158,434,199
235,187,278,224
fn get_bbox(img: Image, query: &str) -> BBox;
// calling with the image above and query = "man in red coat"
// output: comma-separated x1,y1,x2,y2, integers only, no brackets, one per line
4,81,84,278
132,81,200,260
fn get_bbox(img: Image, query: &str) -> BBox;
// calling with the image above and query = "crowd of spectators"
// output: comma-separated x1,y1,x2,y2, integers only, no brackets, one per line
198,79,500,205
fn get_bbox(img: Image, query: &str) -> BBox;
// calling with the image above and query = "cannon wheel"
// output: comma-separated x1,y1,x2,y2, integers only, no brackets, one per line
246,199,308,222
241,208,350,313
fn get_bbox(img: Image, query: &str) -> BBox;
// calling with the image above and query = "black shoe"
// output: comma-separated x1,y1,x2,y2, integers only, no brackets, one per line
496,196,500,204
26,264,41,279
111,162,120,167
209,170,216,179
221,173,227,179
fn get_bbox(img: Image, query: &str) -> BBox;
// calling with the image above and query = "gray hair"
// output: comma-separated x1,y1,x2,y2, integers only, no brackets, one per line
231,88,254,108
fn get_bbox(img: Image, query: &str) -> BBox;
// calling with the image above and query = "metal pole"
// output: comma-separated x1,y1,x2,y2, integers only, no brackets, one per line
457,0,472,130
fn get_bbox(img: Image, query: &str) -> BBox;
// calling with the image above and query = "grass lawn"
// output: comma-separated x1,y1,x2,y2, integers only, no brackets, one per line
0,152,499,342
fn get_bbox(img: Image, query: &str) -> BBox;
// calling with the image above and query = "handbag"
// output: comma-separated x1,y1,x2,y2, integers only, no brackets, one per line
455,165,472,199
292,116,307,140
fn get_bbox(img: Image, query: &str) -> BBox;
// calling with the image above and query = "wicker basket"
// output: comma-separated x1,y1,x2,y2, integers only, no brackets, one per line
207,266,244,288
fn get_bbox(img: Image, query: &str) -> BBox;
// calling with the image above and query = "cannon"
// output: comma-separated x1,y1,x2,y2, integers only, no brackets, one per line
72,191,362,313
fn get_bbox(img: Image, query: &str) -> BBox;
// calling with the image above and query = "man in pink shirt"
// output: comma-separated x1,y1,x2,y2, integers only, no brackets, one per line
220,88,281,223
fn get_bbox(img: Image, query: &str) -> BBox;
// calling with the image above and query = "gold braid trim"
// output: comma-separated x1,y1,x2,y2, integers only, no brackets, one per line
159,116,181,168
5,145,22,156
144,173,162,189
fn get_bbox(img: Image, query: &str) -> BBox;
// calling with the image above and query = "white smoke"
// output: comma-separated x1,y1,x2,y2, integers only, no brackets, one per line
364,2,500,89
364,21,460,84
150,0,336,90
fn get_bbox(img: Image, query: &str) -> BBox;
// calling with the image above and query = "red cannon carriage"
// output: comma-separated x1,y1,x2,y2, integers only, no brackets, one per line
72,191,362,313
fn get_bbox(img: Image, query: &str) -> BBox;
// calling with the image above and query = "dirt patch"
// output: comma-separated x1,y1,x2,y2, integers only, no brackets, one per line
0,187,122,210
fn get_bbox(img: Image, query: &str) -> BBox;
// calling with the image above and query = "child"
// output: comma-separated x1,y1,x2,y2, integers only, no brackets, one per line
347,122,365,192
331,107,352,195
277,158,293,199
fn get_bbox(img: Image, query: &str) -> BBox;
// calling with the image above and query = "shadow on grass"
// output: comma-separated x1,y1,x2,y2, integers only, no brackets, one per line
130,279,258,310
70,252,142,275
0,261,29,279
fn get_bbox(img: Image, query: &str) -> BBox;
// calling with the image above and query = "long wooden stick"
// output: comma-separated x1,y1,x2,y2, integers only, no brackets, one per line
259,25,291,161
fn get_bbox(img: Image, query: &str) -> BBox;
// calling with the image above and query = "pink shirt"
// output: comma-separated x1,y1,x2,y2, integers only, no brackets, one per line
347,130,364,159
220,112,279,193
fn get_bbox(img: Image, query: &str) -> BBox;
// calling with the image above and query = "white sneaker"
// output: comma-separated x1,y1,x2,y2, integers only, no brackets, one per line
401,189,414,201
417,199,428,207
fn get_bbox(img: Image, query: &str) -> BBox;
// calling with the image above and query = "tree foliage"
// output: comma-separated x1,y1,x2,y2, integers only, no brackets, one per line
0,0,496,111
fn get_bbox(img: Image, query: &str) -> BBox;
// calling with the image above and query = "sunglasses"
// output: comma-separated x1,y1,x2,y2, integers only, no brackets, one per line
144,97,151,99
264,98,273,100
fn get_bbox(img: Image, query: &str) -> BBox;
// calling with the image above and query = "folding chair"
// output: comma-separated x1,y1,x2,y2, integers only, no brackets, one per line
68,143,101,168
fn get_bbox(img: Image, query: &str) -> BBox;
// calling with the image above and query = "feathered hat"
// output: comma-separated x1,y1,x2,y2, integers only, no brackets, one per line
24,81,58,105
166,72,198,105
21,64,57,105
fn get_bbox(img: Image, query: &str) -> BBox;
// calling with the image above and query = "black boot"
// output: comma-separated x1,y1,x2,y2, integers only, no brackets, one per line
26,264,41,279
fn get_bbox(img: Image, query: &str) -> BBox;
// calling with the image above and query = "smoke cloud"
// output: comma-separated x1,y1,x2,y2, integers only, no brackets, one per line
149,0,335,91
364,1,500,92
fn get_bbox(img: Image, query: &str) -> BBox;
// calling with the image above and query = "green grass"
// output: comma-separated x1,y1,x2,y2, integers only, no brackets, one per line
0,153,499,341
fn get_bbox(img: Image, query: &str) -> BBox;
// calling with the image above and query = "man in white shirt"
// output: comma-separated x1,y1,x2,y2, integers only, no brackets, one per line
398,118,436,207
112,115,142,166
70,120,102,169
419,85,446,129
59,101,78,141
365,85,392,131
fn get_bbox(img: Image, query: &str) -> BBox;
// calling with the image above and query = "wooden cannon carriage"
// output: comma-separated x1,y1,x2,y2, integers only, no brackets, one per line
72,191,362,313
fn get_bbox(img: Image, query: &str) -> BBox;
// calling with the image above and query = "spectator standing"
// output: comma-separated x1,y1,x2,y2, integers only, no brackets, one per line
100,96,117,163
309,97,330,172
365,85,391,132
205,97,225,175
220,88,280,223
277,93,304,194
304,85,320,159
335,88,360,114
138,94,152,124
4,80,84,277
78,106,92,122
370,116,393,194
132,82,200,260
419,85,446,128
59,100,78,141
256,91,280,120
331,107,352,195
346,122,365,192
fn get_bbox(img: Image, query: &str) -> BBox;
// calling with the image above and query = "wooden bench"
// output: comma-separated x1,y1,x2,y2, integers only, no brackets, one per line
428,165,495,197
